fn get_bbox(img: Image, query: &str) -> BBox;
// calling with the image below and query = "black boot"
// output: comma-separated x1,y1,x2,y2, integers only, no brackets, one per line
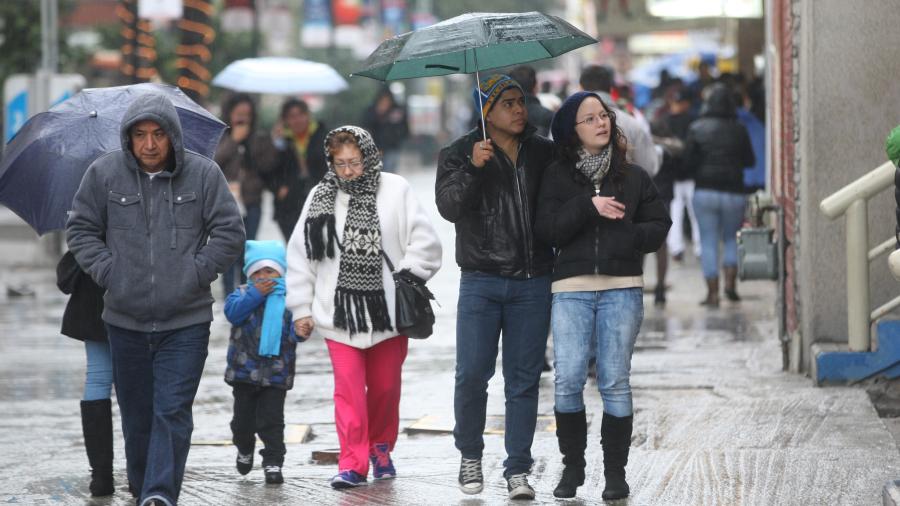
553,409,587,499
724,266,741,302
80,399,114,497
601,412,633,501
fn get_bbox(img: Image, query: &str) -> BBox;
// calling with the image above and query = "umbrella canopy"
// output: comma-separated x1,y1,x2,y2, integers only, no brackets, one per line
353,11,596,81
212,57,349,95
0,82,227,235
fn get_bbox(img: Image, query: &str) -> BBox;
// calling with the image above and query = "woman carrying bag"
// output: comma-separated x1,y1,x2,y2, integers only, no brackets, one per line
535,92,671,500
285,126,442,489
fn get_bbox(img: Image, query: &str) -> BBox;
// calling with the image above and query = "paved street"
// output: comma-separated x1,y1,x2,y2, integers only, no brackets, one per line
0,167,898,505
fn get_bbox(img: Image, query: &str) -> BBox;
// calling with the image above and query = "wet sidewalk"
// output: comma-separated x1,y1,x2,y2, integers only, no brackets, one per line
0,169,898,505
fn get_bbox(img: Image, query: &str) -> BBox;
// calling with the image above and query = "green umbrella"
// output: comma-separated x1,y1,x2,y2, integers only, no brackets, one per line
353,11,597,140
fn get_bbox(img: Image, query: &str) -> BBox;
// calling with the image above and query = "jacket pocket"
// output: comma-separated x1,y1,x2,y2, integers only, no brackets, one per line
164,191,200,229
107,191,141,230
103,254,153,322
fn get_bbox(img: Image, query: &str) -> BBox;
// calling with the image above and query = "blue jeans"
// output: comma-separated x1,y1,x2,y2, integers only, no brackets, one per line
453,271,551,477
552,288,643,418
692,189,747,279
107,322,210,506
83,340,113,401
222,203,261,298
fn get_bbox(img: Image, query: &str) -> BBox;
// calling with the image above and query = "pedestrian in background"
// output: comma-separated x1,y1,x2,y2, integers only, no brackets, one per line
272,99,328,242
436,74,555,500
362,86,409,173
662,89,702,262
535,91,670,500
215,93,281,297
56,250,116,497
509,65,554,138
286,126,441,489
684,83,755,307
734,87,766,194
224,240,306,485
67,93,245,506
650,88,694,306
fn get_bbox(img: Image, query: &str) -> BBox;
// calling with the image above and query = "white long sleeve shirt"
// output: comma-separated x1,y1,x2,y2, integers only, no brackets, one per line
286,173,442,349
593,91,662,177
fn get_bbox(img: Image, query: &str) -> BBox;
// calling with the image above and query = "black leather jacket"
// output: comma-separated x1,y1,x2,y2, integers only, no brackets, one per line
535,159,672,281
435,126,555,279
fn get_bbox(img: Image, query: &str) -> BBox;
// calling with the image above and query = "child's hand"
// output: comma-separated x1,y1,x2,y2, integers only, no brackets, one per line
254,279,276,295
294,317,314,338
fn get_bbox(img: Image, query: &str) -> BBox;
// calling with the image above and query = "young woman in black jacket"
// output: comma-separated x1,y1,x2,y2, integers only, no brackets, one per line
683,83,755,306
56,251,115,497
535,91,671,500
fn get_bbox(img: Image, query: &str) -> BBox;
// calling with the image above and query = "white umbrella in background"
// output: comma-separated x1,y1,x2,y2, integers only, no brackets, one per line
212,57,349,95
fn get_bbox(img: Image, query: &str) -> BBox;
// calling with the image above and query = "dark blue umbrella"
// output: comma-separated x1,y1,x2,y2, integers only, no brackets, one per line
0,82,227,235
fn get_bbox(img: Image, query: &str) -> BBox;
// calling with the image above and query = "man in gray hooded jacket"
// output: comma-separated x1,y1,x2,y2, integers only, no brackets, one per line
67,92,244,506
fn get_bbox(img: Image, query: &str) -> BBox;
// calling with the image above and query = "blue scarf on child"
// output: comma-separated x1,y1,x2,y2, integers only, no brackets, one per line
257,278,286,357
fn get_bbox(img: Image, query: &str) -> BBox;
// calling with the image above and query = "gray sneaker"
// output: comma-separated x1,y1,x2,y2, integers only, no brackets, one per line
458,457,484,494
506,473,535,500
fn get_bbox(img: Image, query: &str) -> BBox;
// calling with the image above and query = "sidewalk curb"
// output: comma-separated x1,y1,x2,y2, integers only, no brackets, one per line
885,479,900,506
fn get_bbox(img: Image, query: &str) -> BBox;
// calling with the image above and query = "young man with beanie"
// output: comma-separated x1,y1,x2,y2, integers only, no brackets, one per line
224,240,305,485
67,92,245,506
436,74,555,500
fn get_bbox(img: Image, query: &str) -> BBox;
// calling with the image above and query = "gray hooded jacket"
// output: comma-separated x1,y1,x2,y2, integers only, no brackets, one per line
66,93,245,332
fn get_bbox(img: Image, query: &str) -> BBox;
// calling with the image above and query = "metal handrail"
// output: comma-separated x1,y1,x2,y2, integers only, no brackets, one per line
868,237,896,262
819,160,896,352
820,161,895,218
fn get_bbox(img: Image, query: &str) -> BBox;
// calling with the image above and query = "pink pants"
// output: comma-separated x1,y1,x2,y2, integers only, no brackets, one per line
326,336,408,476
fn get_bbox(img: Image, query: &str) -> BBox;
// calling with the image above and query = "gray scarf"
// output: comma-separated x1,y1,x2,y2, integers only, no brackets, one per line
575,146,612,192
303,126,392,335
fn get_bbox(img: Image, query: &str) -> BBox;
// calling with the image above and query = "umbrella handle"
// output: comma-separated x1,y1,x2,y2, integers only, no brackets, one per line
474,52,487,144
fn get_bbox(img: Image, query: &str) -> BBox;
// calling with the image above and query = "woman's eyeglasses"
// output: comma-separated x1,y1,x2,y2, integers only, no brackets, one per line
334,160,364,170
575,112,611,127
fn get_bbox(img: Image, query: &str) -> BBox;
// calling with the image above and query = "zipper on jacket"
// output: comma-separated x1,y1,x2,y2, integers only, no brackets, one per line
509,143,534,278
594,188,600,275
148,176,157,332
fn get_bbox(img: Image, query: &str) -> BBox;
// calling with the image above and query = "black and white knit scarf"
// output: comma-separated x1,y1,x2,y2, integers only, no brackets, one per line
576,145,612,192
303,126,392,335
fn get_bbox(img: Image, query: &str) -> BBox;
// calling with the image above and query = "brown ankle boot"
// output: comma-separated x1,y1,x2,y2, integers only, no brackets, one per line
700,277,719,307
723,267,740,301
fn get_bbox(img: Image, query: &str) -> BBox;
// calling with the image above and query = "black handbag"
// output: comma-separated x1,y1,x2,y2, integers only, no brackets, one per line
381,251,436,339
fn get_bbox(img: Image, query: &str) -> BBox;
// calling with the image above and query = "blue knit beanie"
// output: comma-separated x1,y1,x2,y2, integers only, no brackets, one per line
243,240,287,277
472,74,524,118
550,91,602,146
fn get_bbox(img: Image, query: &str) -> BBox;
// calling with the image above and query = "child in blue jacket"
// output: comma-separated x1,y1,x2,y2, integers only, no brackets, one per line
224,240,305,485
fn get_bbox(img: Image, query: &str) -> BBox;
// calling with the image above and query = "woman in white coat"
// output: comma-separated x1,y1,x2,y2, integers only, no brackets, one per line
286,125,442,489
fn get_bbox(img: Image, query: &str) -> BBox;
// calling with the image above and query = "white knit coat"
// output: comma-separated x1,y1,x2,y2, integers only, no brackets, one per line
285,172,442,349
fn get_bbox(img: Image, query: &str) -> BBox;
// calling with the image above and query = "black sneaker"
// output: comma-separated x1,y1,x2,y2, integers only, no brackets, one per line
236,451,253,475
264,465,283,484
506,473,535,500
458,457,483,494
